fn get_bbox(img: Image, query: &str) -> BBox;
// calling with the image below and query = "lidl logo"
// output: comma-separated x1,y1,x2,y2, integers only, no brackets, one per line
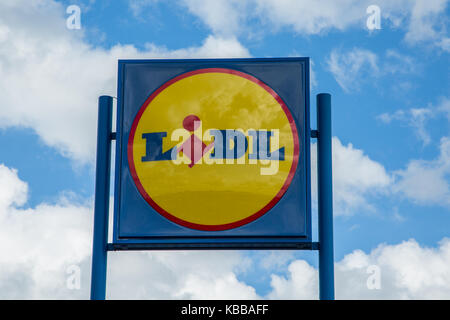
128,68,299,231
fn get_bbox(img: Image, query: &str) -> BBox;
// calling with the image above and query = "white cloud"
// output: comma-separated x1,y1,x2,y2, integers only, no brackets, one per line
327,48,379,92
393,136,450,207
384,49,419,75
258,251,296,271
0,164,92,299
311,137,392,215
178,0,449,51
437,98,450,121
267,260,317,299
378,108,433,146
326,48,420,93
378,97,450,146
129,0,159,17
0,164,28,209
2,163,450,299
174,272,258,299
0,0,250,164
337,238,450,299
107,251,257,299
0,163,259,299
377,98,450,207
404,0,450,52
143,35,250,59
254,0,368,35
181,0,248,37
181,0,372,35
268,238,450,299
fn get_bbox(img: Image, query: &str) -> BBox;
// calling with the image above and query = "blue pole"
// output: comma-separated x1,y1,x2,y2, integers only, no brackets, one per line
317,93,335,300
90,96,113,300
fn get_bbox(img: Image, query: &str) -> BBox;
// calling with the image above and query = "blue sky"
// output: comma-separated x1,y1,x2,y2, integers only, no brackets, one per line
0,0,449,299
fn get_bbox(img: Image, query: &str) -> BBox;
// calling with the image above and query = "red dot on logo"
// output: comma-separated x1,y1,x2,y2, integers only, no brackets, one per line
183,114,201,131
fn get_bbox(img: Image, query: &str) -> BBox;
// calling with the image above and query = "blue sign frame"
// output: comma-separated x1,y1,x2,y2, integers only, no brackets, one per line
112,58,312,249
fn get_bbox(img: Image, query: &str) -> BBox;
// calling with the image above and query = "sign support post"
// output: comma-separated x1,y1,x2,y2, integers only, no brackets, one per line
317,93,335,300
90,95,113,300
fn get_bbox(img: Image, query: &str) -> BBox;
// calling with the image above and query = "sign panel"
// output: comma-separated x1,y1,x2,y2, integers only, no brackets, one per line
113,58,311,245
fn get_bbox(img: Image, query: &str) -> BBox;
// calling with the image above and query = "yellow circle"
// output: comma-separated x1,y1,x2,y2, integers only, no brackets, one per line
129,69,298,230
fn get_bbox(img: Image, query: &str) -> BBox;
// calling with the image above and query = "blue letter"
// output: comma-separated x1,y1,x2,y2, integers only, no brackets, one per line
141,132,174,161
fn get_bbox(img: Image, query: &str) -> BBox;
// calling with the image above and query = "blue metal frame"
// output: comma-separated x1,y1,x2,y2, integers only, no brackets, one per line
90,59,334,300
317,93,335,300
112,58,312,246
90,96,113,300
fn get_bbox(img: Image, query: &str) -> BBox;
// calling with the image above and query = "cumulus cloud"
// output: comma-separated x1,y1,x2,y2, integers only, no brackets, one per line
129,0,160,17
378,97,450,146
337,238,450,299
267,238,450,299
267,260,318,299
143,35,250,58
378,100,450,207
393,136,450,207
311,137,392,215
378,108,433,146
2,163,450,299
326,48,420,93
107,251,257,299
0,164,28,209
181,0,248,37
180,0,372,35
0,164,92,299
174,271,258,299
0,163,260,299
404,0,450,51
0,162,259,300
0,0,249,163
177,0,449,51
327,48,379,92
438,98,450,121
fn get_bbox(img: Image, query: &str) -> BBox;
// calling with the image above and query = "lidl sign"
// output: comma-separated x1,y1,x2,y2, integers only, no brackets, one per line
113,58,312,247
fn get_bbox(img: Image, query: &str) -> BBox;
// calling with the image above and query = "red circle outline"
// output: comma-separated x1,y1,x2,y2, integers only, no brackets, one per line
127,68,299,231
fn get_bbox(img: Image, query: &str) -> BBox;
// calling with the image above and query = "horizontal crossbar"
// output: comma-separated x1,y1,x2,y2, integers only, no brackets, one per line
107,242,319,251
